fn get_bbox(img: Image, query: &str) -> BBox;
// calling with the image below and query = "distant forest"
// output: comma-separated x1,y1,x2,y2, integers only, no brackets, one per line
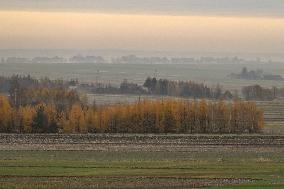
79,77,234,100
242,85,284,101
79,77,284,101
1,75,284,102
0,75,264,134
0,75,233,100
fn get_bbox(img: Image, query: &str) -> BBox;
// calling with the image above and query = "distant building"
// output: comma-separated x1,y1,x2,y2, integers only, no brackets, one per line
229,67,284,81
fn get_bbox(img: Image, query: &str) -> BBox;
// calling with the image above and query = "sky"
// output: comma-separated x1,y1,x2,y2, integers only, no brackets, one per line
0,0,284,54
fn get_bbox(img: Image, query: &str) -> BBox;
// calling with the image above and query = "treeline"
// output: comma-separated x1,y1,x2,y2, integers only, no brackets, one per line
143,77,233,99
0,93,263,133
0,75,75,93
0,85,83,133
242,85,284,101
0,75,81,110
80,79,146,95
10,87,81,110
81,77,234,100
2,75,283,103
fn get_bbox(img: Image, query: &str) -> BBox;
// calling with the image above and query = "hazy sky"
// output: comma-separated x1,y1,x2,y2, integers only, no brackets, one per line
0,0,284,53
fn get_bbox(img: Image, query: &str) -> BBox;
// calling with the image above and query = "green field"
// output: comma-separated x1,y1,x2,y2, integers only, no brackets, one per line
0,146,283,189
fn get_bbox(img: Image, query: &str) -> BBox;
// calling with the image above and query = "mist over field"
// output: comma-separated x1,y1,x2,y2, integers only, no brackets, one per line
1,0,284,57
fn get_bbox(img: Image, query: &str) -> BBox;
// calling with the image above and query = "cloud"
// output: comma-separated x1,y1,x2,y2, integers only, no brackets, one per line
1,11,284,53
1,0,284,17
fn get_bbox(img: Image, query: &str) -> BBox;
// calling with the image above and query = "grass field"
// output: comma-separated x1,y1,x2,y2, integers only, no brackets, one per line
0,150,283,189
0,134,283,189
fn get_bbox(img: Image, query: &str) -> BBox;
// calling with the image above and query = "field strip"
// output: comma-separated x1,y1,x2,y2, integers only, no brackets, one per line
0,134,283,151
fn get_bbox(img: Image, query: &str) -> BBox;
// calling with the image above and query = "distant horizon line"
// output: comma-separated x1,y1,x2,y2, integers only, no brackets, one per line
0,48,283,55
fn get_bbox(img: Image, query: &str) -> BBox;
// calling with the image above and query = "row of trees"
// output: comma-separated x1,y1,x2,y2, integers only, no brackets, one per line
82,99,263,134
3,75,283,102
0,75,72,93
242,85,284,101
143,77,233,99
79,77,234,99
0,75,82,109
10,86,81,110
0,94,263,134
80,79,147,95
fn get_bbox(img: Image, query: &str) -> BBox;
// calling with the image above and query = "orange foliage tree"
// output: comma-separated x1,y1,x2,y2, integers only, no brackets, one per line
0,93,264,134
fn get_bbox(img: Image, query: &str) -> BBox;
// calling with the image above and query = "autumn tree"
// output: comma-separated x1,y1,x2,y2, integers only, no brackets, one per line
67,104,87,133
0,95,12,132
32,104,49,133
0,93,264,134
18,106,35,133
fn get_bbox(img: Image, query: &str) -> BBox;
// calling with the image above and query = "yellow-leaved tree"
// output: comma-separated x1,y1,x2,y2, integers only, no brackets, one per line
68,104,87,133
19,106,36,133
0,95,12,132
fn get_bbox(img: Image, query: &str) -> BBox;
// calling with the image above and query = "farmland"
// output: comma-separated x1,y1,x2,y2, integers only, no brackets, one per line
0,134,283,189
2,1,284,188
1,62,284,91
1,62,284,134
257,100,284,135
0,62,284,188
